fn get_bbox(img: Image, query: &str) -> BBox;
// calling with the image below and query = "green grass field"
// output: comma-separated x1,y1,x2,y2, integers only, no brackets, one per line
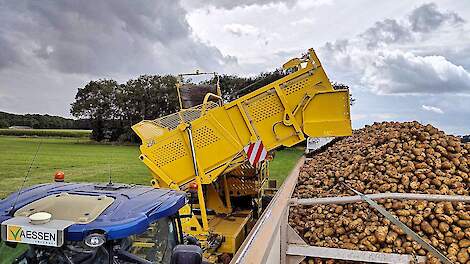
0,136,149,198
0,129,91,138
0,136,149,263
0,136,302,198
0,136,302,262
0,243,27,264
269,147,304,185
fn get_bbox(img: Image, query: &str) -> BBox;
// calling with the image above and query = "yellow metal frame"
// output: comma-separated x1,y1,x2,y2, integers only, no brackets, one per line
132,48,352,255
133,49,351,187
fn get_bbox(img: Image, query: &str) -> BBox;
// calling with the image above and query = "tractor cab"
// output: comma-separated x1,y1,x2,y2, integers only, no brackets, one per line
0,183,202,264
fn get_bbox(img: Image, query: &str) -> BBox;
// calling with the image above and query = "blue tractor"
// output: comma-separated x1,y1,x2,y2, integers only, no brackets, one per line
0,182,203,264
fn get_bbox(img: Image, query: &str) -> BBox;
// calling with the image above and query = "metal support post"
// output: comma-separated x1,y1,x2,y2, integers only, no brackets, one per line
187,124,209,231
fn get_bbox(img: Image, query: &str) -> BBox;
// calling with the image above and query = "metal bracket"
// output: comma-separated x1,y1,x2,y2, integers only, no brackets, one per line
286,224,307,264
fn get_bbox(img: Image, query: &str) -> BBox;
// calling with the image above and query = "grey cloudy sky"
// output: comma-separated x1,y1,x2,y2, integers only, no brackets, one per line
0,0,469,134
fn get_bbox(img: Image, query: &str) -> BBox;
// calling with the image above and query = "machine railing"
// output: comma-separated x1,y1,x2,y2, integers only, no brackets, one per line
152,102,219,131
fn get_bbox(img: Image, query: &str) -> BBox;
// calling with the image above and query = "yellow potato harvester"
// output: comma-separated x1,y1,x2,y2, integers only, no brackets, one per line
132,49,352,259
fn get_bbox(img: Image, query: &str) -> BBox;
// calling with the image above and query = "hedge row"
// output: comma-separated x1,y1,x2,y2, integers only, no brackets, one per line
0,129,91,138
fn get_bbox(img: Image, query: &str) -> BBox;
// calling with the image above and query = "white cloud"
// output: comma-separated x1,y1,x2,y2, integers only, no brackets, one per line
422,104,444,114
360,19,412,47
295,0,333,9
182,0,333,10
409,3,465,33
363,51,470,95
182,0,297,10
290,17,315,26
371,113,398,120
1,0,469,135
224,24,260,37
320,3,470,95
186,1,470,134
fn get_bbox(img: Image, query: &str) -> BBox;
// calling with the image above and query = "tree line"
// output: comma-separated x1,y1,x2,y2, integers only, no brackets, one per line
0,111,90,130
70,71,352,142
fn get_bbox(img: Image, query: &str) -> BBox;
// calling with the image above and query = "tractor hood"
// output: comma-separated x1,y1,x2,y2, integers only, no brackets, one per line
0,183,186,241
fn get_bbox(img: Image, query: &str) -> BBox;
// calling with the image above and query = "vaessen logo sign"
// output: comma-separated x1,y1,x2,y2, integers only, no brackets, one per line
6,225,58,246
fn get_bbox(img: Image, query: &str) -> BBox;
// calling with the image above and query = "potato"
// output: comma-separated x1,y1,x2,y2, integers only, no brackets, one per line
457,220,470,228
459,239,470,248
374,226,388,242
421,221,435,235
438,222,450,233
323,227,335,237
448,243,459,256
457,248,469,263
290,121,469,261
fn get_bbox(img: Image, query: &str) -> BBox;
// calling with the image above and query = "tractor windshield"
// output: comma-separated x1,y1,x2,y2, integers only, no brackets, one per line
128,217,177,263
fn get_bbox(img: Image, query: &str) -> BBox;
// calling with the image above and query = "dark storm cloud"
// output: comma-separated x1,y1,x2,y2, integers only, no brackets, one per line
0,35,21,69
409,3,465,33
0,0,235,75
0,0,239,117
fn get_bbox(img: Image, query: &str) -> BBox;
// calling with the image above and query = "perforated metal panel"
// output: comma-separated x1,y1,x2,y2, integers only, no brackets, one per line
149,138,187,167
193,126,220,150
227,177,259,196
247,92,284,122
283,77,308,95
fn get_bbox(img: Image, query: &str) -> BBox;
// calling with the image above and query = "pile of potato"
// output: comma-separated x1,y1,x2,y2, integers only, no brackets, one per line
289,121,470,263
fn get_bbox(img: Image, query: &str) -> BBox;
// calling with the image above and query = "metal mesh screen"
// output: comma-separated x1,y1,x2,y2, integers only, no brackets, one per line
150,102,219,130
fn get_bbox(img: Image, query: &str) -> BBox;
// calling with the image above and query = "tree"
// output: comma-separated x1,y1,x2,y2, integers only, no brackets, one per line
114,75,179,142
69,71,354,143
0,111,86,129
208,69,286,102
0,119,9,128
117,75,179,121
71,79,119,141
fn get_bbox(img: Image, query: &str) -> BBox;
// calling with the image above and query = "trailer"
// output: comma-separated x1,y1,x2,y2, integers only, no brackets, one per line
231,157,470,264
